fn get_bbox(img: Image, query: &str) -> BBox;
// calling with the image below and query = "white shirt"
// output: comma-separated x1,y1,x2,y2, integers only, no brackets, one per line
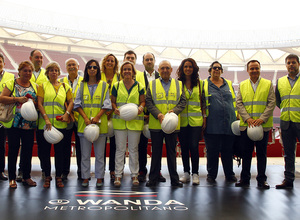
145,70,156,83
33,68,42,79
250,76,261,93
68,74,80,92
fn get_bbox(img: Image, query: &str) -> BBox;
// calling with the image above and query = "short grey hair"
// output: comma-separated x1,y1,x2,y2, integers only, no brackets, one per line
65,58,79,66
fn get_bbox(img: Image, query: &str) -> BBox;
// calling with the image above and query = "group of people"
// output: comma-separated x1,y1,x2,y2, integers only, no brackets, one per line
0,49,299,190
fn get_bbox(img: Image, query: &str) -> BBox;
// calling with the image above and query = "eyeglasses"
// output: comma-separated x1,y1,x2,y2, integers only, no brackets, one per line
88,65,98,70
212,66,222,70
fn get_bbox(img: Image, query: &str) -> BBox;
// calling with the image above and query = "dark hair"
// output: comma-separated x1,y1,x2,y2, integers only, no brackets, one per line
285,54,300,64
208,61,223,74
177,58,199,88
30,49,42,57
83,59,101,82
0,53,4,62
246,60,260,70
120,61,137,79
142,52,155,61
124,50,137,60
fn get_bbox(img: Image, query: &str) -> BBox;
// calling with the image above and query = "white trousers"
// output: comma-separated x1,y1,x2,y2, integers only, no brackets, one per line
80,135,106,179
114,129,141,178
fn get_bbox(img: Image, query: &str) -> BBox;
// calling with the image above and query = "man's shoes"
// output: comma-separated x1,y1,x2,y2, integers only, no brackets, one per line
146,180,157,187
276,179,293,189
158,173,166,182
257,181,270,189
171,181,183,187
192,174,200,185
138,171,147,182
206,177,216,184
235,180,250,187
226,175,237,183
179,172,190,183
0,172,8,181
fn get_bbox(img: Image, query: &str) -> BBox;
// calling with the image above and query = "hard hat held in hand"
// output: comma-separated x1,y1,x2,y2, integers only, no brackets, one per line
161,112,178,134
231,120,241,136
107,120,114,138
84,124,100,143
20,99,38,121
143,123,151,139
247,125,263,141
43,125,64,144
119,103,138,121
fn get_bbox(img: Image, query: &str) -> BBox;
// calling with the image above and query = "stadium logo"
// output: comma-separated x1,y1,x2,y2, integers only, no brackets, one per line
44,190,188,212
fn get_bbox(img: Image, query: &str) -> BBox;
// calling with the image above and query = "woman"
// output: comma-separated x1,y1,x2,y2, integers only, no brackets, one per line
101,53,120,181
111,61,145,187
37,61,73,188
177,58,205,185
74,59,111,187
0,61,38,188
203,61,237,184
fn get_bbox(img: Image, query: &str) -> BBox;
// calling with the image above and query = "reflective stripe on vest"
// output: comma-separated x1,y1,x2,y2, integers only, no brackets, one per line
239,78,273,128
278,76,300,122
112,81,144,131
38,81,69,129
148,78,182,131
203,78,237,117
180,82,203,127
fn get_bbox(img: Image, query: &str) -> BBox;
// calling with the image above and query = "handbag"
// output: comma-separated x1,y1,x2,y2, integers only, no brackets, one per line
0,80,16,123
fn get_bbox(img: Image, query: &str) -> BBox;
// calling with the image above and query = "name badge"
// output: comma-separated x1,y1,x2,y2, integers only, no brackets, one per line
156,93,164,99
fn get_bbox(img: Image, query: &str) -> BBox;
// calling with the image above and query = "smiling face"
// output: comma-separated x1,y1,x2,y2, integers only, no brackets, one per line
105,55,116,71
30,50,43,71
121,63,134,80
210,63,223,79
286,57,300,76
158,61,172,82
66,59,79,76
183,61,193,77
87,61,98,78
19,64,33,82
247,61,260,83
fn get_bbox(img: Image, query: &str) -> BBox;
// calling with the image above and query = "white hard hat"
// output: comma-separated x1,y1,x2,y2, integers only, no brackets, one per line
161,112,178,134
231,120,241,136
43,125,64,144
21,99,38,121
119,103,138,121
84,124,100,143
143,123,151,139
107,120,114,137
247,125,263,141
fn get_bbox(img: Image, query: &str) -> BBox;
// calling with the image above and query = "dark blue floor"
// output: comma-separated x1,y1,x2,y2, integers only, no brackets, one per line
0,162,299,220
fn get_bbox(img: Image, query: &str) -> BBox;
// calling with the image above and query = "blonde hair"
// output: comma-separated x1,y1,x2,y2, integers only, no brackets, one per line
45,61,61,79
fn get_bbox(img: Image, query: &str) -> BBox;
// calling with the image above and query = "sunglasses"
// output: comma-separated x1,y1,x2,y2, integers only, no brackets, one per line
88,65,98,70
212,66,222,70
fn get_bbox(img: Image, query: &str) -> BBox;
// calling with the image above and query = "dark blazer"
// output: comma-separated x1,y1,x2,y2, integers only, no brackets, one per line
143,70,160,90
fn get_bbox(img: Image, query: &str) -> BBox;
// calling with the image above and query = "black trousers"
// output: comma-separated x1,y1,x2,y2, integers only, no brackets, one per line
7,127,34,180
149,130,179,183
63,124,81,175
138,133,148,173
240,130,269,183
108,136,116,172
0,126,6,172
37,128,66,177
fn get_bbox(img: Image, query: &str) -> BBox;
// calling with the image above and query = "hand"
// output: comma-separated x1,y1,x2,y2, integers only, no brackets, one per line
114,108,120,116
246,118,255,127
168,110,174,113
61,113,70,123
138,106,143,115
202,117,207,131
252,119,264,127
17,96,28,104
157,113,164,124
45,120,52,131
106,110,113,116
84,117,91,126
91,116,101,124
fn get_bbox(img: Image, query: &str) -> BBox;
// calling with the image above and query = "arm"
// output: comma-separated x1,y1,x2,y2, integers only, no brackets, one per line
171,85,186,115
256,84,276,125
275,80,281,109
145,86,161,119
0,87,28,104
38,96,52,130
138,94,145,115
236,84,253,126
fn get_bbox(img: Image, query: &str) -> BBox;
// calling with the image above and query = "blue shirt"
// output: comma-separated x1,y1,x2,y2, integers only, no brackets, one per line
160,77,172,96
288,72,300,88
205,77,236,135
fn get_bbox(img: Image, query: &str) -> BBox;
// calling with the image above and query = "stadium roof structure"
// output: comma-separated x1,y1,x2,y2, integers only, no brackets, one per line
0,0,300,70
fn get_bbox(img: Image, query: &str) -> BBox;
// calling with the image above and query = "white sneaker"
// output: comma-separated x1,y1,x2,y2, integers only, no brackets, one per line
192,174,200,185
179,172,190,183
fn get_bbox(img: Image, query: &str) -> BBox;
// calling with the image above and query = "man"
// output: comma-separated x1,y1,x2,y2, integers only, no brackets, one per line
235,60,275,189
0,53,14,181
28,49,48,180
60,58,83,180
275,54,300,189
135,52,160,182
145,60,186,187
123,50,143,75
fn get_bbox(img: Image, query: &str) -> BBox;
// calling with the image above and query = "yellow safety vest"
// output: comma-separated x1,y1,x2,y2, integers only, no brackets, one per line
60,76,83,122
2,79,38,128
112,81,144,131
38,81,71,129
204,78,237,117
77,81,109,134
30,68,48,86
180,81,203,127
101,72,120,96
277,76,300,122
135,70,146,89
148,78,182,131
0,71,14,93
239,78,273,128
